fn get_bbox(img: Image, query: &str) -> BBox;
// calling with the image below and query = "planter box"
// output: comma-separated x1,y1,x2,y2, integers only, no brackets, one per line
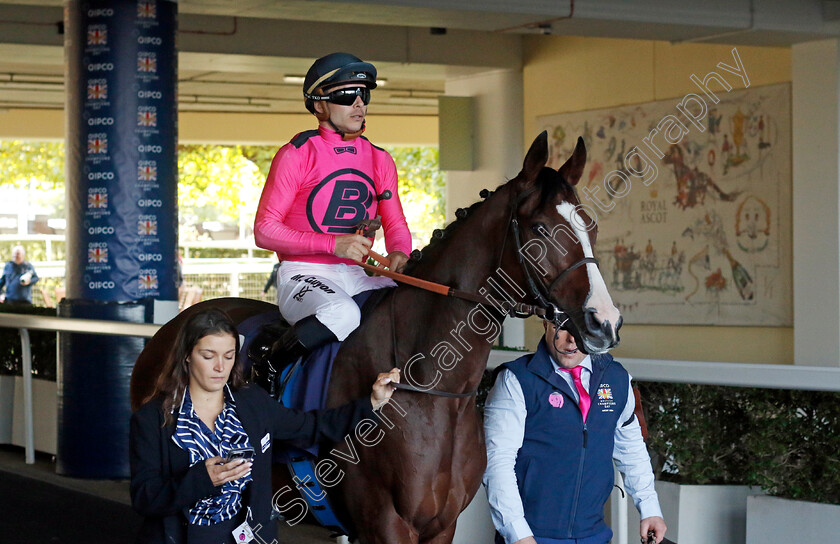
0,375,57,455
450,479,768,544
746,495,840,543
624,481,764,544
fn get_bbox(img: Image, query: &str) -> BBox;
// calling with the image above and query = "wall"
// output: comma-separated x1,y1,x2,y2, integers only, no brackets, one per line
0,376,57,455
522,36,793,364
180,111,438,147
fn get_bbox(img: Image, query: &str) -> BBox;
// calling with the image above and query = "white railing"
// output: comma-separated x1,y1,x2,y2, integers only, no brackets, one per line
488,352,840,392
27,258,276,278
620,357,840,392
16,258,277,308
0,234,65,261
0,313,159,464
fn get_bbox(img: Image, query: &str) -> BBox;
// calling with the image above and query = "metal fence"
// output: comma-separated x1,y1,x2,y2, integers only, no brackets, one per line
24,258,277,309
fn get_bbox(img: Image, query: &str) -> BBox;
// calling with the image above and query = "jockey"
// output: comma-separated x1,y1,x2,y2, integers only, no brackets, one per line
254,52,412,362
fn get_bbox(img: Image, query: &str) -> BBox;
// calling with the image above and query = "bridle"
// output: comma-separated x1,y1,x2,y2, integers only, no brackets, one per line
379,185,600,399
492,186,599,327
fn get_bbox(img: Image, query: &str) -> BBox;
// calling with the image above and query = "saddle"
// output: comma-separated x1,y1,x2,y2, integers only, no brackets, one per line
246,216,388,402
240,289,390,538
247,319,298,401
244,288,391,405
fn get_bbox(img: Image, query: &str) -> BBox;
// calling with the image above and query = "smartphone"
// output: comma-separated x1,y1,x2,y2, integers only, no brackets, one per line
222,447,255,464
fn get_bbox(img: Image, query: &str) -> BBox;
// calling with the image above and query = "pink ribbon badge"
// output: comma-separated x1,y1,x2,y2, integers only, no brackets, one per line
548,392,564,408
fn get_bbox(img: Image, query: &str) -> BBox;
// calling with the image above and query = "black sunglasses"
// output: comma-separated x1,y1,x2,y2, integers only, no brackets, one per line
313,87,371,106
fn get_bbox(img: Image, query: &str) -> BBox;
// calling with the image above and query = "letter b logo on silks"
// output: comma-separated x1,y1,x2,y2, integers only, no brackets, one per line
307,168,376,234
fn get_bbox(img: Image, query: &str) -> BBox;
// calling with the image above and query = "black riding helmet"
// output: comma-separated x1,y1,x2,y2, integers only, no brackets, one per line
303,52,377,114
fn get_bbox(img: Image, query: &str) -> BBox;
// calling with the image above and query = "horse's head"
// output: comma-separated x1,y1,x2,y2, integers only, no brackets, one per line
509,131,621,354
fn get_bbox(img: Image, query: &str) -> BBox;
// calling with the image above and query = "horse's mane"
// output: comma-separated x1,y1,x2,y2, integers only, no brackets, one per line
402,183,503,274
402,166,572,275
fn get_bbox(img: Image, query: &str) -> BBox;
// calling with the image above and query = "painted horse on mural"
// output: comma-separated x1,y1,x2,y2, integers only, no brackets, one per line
130,132,622,543
664,143,741,211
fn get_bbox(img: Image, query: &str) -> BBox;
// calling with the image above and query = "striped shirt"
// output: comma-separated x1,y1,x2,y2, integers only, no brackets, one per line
171,386,253,526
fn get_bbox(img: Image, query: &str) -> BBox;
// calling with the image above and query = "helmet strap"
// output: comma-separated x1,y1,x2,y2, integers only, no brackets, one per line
334,119,365,141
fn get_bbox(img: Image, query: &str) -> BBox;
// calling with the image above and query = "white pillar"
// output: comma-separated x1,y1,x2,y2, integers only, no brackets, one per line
792,40,840,366
444,69,524,218
444,69,526,348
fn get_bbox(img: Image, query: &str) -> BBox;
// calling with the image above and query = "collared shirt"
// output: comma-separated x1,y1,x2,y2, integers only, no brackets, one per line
483,354,663,544
171,386,253,526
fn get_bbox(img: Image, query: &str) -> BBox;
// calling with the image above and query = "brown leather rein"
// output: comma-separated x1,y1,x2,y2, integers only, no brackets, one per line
354,191,599,399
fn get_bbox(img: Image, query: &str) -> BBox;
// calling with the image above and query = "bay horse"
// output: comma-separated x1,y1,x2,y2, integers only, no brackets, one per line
130,131,621,543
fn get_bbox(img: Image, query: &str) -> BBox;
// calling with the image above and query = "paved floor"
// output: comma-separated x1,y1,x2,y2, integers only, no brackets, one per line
0,445,340,544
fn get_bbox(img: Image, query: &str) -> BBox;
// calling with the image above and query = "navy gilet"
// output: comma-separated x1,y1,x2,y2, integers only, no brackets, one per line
501,340,630,540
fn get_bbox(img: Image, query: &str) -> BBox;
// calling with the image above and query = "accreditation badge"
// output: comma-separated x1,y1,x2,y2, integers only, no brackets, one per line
232,520,255,543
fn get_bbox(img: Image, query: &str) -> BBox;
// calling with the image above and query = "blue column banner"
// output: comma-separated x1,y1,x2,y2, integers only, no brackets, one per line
65,0,177,302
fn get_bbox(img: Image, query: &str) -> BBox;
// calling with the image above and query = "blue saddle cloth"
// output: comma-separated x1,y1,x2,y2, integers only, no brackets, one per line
236,290,377,461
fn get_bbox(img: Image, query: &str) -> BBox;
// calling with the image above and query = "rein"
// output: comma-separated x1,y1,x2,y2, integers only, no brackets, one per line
390,381,477,398
386,285,477,399
358,260,490,306
357,186,600,398
358,187,600,324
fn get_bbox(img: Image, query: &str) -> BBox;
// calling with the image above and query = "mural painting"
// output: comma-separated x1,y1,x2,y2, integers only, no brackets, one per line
539,83,791,325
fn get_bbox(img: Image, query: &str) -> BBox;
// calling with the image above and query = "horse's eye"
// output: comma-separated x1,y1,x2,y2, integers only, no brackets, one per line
531,222,547,236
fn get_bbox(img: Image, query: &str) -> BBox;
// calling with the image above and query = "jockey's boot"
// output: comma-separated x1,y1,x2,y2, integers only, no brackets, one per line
264,315,338,400
274,314,338,361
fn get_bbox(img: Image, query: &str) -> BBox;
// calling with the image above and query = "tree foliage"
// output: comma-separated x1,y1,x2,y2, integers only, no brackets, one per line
637,381,840,504
0,141,64,188
177,144,265,241
0,140,446,247
240,145,278,180
385,146,446,246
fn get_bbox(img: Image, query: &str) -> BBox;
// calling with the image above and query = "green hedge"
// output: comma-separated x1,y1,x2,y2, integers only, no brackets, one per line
637,382,840,505
0,304,57,381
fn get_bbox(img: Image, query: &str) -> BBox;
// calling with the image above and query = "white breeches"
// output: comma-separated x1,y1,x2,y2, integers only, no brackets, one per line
275,261,395,341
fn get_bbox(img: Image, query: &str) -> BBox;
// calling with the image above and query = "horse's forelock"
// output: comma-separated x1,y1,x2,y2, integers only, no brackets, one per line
529,167,576,218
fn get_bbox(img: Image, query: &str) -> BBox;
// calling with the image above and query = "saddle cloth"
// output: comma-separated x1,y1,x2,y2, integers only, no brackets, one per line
237,289,383,460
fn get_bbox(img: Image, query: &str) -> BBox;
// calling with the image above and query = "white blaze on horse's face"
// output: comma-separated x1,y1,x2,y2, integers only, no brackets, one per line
555,202,621,340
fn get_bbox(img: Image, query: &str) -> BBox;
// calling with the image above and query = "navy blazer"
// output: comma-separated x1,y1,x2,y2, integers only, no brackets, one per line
129,384,374,544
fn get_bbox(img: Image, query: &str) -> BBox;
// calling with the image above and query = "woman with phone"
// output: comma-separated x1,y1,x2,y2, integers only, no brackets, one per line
129,308,400,544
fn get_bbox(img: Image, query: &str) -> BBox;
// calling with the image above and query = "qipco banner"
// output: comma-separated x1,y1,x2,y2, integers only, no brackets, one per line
65,0,177,302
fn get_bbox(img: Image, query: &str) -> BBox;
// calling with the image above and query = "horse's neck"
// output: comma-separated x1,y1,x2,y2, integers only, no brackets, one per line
415,191,511,292
395,190,515,393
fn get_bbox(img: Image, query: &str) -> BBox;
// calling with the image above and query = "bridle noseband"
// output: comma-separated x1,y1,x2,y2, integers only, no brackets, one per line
386,186,601,399
498,187,599,327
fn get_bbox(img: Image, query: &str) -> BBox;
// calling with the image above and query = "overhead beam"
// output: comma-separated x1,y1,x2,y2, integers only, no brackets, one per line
0,4,522,70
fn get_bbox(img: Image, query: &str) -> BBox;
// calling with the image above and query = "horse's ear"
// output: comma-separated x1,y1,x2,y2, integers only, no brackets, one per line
558,136,587,186
521,131,549,184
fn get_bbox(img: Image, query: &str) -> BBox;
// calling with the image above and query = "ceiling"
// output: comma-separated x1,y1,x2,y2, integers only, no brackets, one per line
0,0,838,115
